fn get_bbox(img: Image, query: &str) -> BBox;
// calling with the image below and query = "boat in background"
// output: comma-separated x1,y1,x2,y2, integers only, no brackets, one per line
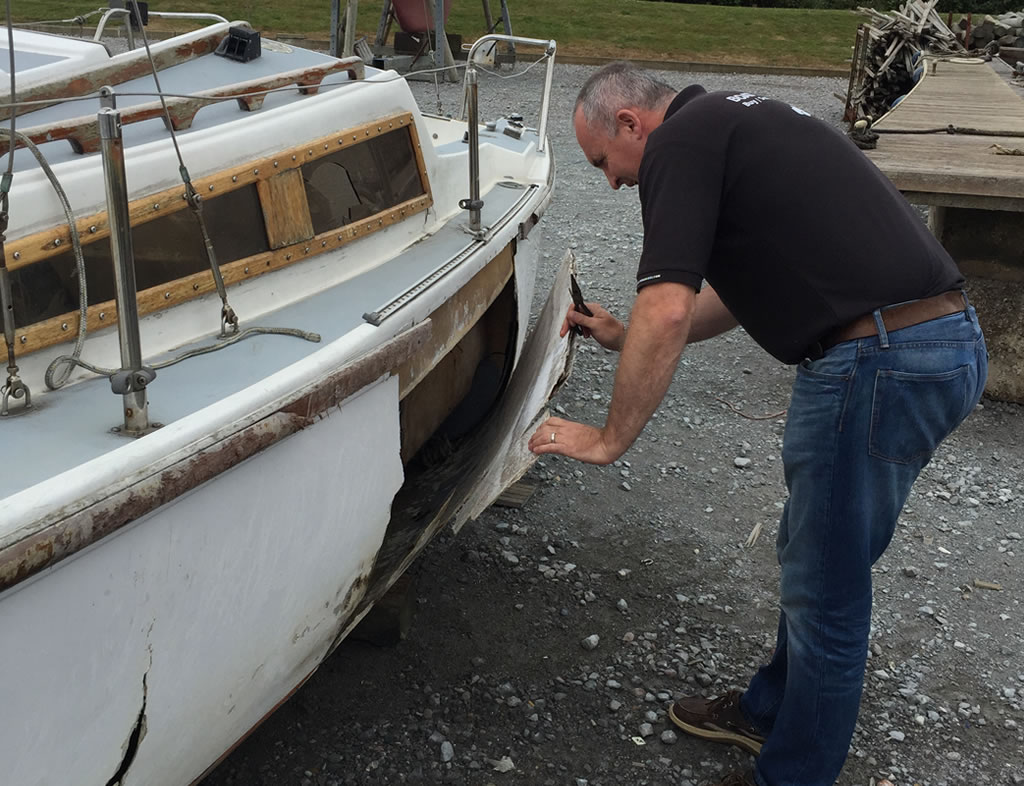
0,11,572,785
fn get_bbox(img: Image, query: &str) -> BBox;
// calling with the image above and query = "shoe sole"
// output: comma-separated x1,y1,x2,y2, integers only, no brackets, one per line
668,704,764,756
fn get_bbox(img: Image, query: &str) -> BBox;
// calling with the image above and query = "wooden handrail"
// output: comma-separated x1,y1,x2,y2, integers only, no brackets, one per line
1,23,235,122
1,57,365,156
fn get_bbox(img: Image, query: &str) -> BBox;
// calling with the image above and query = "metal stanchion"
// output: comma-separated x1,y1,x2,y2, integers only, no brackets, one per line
98,106,156,435
459,66,483,234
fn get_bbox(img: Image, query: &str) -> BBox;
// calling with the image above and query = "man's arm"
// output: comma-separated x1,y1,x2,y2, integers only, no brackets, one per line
563,283,735,349
686,284,738,343
529,282,694,464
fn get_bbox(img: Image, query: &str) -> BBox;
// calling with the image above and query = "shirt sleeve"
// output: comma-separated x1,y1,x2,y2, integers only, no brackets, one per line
635,118,727,293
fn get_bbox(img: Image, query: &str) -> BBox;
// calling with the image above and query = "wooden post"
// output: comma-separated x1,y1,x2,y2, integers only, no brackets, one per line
375,0,394,49
329,0,342,57
344,0,358,58
844,24,866,124
330,1,360,58
481,0,494,33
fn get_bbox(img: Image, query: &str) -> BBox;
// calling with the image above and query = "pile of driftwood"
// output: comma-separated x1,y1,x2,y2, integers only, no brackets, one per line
844,0,965,124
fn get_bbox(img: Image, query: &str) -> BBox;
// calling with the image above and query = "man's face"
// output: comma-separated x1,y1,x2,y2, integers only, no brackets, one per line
574,106,645,190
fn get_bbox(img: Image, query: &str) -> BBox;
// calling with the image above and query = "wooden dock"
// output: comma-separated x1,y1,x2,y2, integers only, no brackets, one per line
865,56,1024,403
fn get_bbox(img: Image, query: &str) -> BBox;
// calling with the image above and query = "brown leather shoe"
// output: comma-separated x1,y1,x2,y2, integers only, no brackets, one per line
712,772,757,786
668,690,765,756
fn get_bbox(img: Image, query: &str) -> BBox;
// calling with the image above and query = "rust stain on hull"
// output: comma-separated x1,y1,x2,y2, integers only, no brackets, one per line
189,564,375,786
0,321,429,593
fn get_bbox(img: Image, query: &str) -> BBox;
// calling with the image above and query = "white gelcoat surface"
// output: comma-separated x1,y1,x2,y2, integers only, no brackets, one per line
0,376,403,786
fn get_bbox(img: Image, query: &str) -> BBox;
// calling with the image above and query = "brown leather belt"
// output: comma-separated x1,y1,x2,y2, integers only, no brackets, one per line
819,290,966,353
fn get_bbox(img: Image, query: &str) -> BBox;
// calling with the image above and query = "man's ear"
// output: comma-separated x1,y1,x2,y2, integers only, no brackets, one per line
615,108,642,138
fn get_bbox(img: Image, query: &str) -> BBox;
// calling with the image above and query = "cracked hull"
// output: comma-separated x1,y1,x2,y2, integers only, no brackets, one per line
0,249,575,786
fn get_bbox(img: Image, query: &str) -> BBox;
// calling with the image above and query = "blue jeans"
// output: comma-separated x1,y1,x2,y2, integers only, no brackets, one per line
740,298,987,786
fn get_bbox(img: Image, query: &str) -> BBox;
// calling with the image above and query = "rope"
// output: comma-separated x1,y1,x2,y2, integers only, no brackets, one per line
418,0,444,114
0,127,91,390
875,125,1024,138
475,52,548,80
45,325,321,387
11,10,103,27
714,396,787,421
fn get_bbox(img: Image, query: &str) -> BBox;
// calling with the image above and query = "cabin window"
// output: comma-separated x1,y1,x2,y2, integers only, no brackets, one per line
9,185,268,328
302,126,425,235
8,112,431,355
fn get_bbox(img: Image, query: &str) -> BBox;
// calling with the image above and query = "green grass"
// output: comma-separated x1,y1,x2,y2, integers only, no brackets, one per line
18,1,863,70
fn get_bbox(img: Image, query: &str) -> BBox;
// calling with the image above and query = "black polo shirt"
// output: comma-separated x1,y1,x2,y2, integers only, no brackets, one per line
636,85,963,364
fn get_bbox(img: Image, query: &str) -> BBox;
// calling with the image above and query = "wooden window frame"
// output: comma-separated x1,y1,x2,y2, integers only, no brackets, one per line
9,112,432,356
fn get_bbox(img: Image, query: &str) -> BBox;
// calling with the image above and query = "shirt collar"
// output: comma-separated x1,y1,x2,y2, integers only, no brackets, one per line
663,84,707,122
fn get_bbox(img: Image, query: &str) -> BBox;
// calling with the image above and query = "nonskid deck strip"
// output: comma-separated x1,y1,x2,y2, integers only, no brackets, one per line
363,184,537,326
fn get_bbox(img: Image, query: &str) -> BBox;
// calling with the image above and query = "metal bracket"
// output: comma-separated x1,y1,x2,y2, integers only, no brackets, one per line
109,366,156,395
0,377,32,417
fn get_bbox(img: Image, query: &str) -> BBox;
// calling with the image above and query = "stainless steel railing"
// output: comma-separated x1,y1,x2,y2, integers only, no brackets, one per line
458,35,556,234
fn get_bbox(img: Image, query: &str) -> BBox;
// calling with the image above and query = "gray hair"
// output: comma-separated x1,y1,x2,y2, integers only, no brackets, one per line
575,62,676,136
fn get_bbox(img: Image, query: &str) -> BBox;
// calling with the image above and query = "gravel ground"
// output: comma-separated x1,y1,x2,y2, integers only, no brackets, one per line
202,62,1024,786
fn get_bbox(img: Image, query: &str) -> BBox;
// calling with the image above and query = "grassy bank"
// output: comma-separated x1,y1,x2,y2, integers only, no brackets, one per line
19,1,862,70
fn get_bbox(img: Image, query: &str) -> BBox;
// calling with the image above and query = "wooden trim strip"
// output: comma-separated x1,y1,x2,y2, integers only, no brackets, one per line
15,194,433,356
8,112,420,271
1,24,232,122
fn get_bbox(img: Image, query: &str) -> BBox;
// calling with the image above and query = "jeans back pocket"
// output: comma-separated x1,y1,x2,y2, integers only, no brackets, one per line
869,366,969,465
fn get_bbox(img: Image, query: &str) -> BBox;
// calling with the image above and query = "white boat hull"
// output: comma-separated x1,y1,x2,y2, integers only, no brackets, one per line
2,376,402,786
0,22,569,785
0,245,574,786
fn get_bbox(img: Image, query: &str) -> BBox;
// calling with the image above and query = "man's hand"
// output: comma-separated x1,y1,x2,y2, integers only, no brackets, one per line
528,416,621,465
535,282,695,466
561,302,625,352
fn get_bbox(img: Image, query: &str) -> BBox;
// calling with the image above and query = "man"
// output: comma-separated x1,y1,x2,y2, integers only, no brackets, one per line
528,62,987,786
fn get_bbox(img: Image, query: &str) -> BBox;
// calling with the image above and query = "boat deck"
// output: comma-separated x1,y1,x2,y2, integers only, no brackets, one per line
0,182,532,503
9,29,364,170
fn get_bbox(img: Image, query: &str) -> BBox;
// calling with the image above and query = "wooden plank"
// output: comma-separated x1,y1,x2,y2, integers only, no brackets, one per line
900,191,1024,213
867,133,1024,200
874,58,1024,133
866,58,1024,205
257,170,315,249
492,480,537,509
